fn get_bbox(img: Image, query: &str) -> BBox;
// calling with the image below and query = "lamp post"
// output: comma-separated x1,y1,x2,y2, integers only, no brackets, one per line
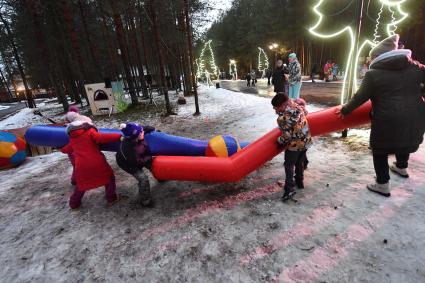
269,43,278,66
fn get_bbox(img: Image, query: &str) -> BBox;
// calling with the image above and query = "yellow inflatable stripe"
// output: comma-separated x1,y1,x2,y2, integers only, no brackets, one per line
0,142,17,158
210,135,229,157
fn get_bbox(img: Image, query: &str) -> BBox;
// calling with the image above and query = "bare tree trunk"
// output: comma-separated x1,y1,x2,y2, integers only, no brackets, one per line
1,53,18,97
0,12,35,108
0,67,13,101
137,1,150,76
111,3,138,105
177,12,191,95
183,0,200,114
62,0,89,105
77,0,102,81
148,0,172,114
128,11,148,97
98,5,120,80
25,0,69,110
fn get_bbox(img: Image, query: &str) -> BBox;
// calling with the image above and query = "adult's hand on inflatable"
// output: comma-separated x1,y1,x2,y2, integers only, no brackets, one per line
334,106,345,119
276,140,286,149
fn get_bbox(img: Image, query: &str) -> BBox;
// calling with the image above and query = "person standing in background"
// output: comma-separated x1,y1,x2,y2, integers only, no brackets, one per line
310,63,319,83
288,53,302,99
272,59,287,93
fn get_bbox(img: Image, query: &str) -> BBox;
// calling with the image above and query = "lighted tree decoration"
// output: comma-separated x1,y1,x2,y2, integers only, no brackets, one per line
196,40,219,79
257,47,269,78
309,0,409,103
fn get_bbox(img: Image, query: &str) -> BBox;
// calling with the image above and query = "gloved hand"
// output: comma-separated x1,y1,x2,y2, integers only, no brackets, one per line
276,137,287,149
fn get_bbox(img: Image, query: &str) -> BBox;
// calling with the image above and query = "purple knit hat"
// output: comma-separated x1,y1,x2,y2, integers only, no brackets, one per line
120,123,143,140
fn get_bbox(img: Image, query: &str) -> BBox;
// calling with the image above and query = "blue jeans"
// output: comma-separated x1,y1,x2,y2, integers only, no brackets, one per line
289,82,302,99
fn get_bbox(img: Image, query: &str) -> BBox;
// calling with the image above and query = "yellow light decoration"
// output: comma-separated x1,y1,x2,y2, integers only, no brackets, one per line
257,47,270,72
373,3,385,43
309,0,355,104
196,40,219,79
385,3,408,36
309,0,409,104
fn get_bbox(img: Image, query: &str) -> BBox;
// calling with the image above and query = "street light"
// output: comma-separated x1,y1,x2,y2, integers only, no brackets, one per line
269,43,279,66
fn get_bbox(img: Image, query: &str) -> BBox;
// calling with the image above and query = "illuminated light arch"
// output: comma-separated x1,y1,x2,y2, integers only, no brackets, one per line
309,0,409,104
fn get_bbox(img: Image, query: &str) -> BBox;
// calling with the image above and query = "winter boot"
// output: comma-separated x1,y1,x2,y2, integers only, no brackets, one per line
296,179,305,189
367,182,391,197
390,162,409,178
281,188,296,202
304,158,309,170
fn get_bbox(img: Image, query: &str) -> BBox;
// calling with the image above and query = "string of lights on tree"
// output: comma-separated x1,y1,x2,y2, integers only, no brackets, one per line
196,40,219,78
257,47,269,72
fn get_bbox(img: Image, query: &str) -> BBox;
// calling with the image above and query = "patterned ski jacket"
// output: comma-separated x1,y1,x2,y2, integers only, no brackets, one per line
276,100,312,151
288,60,302,85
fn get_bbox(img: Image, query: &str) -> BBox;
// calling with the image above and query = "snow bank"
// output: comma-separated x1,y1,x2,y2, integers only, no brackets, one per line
0,102,64,130
0,108,38,130
0,152,67,196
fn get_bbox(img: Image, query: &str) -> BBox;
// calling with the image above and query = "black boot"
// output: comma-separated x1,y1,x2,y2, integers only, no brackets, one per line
281,188,296,202
296,178,304,189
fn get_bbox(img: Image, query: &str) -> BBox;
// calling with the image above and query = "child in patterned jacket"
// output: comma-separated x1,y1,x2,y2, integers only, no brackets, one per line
272,93,312,201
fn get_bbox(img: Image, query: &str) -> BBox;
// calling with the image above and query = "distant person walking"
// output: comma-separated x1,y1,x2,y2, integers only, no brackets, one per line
246,73,252,87
324,60,332,82
272,59,287,93
332,63,339,81
251,70,257,87
266,68,273,85
310,63,319,83
288,53,302,99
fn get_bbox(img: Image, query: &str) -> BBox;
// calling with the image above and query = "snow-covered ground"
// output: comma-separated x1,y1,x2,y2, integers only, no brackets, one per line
0,101,65,129
0,86,425,282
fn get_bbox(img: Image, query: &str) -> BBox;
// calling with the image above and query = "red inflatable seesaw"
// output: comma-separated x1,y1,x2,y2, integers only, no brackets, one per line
152,101,372,182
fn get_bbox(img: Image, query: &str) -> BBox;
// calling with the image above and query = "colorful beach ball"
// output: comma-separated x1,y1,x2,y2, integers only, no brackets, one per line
205,135,241,157
0,131,27,169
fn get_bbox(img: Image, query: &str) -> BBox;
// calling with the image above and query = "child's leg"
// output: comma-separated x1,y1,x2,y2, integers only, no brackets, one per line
295,150,307,188
104,175,118,203
69,188,85,209
133,168,152,206
68,153,76,186
304,153,309,170
294,82,302,99
284,151,298,191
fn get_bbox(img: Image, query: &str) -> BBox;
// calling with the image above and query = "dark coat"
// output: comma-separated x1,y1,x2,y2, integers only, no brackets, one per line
342,54,425,154
272,67,288,93
116,126,155,174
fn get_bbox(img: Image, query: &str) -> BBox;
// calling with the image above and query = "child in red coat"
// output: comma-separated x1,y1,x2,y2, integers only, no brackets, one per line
64,105,90,186
61,112,122,209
